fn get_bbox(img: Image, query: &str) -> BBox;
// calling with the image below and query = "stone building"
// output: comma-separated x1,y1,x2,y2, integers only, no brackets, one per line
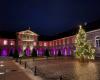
0,25,100,58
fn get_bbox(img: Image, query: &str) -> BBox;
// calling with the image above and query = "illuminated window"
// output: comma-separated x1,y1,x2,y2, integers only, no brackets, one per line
69,37,72,43
67,38,69,44
95,37,100,47
50,42,52,46
31,35,33,39
57,40,59,45
72,37,75,43
54,41,57,46
55,41,57,45
63,38,65,45
52,41,54,46
4,40,7,45
33,42,37,46
10,42,14,45
33,35,37,41
59,39,61,45
39,42,42,46
44,42,47,46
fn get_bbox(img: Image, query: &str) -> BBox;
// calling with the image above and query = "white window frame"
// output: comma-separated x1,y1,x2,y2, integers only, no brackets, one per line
95,36,100,47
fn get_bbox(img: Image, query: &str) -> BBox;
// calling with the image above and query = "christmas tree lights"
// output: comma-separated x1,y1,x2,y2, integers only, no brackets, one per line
75,25,95,60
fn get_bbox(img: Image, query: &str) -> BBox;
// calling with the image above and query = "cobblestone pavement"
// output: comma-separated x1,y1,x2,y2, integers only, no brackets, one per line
24,58,100,80
0,60,32,80
1,57,100,80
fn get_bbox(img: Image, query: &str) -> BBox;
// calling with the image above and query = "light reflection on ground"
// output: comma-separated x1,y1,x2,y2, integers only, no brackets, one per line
74,62,98,80
28,59,100,80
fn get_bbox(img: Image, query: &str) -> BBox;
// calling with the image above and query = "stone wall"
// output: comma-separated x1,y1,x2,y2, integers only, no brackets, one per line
87,29,100,57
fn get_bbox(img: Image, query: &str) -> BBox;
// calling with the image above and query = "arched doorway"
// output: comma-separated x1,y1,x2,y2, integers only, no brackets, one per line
67,47,71,56
1,48,8,56
37,48,45,56
50,48,55,56
25,47,31,56
18,47,23,57
9,48,14,56
61,47,67,56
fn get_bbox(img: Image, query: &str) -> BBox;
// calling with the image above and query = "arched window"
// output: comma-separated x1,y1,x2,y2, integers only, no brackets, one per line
95,36,100,47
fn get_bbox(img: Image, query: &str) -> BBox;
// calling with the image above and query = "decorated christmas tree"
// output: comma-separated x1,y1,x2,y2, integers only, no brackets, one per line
75,25,95,60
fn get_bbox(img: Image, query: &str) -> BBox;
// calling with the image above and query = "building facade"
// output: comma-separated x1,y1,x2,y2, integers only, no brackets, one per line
0,28,100,58
17,29,38,57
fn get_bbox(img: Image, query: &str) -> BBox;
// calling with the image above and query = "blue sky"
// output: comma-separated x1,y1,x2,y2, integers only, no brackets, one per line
0,0,100,35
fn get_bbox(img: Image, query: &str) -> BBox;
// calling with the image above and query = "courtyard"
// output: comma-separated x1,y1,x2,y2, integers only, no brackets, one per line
0,57,100,80
21,57,100,80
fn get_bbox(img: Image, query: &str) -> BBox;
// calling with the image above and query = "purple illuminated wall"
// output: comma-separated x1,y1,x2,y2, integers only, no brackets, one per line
25,48,31,56
50,48,56,56
64,48,67,56
1,48,8,56
37,48,45,56
55,46,72,56
67,47,71,56
53,48,58,56
61,48,67,56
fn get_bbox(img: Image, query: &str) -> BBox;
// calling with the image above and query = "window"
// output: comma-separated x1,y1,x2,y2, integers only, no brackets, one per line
4,40,7,45
33,42,37,46
95,37,100,47
10,42,14,45
63,38,65,45
44,42,47,46
31,35,33,39
39,42,42,46
23,35,26,40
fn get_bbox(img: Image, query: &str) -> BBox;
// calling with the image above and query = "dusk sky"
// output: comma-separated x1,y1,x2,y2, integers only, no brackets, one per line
0,0,100,35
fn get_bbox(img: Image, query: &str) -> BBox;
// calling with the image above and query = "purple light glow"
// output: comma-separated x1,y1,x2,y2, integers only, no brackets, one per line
50,48,55,56
61,48,67,56
18,48,22,55
67,47,71,56
25,48,31,56
53,48,57,56
10,48,14,55
64,48,67,56
53,50,56,56
1,48,8,56
37,48,44,56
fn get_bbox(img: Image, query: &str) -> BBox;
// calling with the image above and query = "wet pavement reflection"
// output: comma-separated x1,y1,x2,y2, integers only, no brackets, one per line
32,60,100,80
74,62,99,80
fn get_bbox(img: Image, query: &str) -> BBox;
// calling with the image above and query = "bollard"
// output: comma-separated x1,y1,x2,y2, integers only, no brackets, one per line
19,58,22,64
59,75,62,80
34,66,37,76
25,61,27,69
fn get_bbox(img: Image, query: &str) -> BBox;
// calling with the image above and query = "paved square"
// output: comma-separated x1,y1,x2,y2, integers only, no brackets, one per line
26,58,100,80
